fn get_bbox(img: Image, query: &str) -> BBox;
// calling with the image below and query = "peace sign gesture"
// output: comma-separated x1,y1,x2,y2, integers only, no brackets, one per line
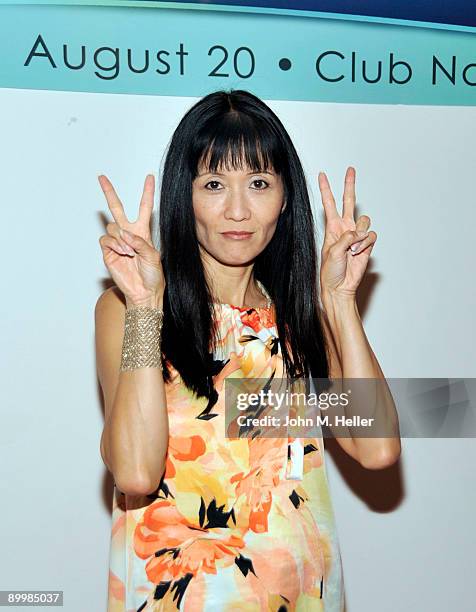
98,174,165,307
318,167,377,300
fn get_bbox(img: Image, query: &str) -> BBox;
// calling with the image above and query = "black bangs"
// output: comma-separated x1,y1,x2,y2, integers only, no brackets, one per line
190,110,286,178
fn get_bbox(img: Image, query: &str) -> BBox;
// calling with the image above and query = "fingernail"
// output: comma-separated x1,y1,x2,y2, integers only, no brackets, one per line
350,241,363,252
118,239,132,254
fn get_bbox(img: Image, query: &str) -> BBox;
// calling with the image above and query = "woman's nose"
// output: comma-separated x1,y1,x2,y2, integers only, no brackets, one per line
224,190,251,221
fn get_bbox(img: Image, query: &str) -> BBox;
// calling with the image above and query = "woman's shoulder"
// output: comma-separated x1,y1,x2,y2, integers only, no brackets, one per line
95,285,126,316
94,286,127,349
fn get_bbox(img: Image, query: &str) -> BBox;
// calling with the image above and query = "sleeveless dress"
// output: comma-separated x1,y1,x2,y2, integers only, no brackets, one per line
106,301,345,611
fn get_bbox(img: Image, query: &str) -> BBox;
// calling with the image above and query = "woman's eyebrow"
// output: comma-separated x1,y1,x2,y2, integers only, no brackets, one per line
197,170,275,177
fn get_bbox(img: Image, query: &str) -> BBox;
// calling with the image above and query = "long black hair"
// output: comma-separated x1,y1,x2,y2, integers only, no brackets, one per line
156,89,329,399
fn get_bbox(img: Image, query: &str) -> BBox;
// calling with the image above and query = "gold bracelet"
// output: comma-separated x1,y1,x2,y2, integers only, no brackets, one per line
120,306,164,372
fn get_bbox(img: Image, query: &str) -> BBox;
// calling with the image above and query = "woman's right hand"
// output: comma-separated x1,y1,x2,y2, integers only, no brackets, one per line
98,174,165,307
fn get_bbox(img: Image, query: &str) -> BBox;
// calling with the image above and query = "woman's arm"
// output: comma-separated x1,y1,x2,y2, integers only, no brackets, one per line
316,167,401,469
320,296,401,469
95,286,169,496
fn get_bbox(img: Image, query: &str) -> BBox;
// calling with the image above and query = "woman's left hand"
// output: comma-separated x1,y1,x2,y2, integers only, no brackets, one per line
318,166,377,300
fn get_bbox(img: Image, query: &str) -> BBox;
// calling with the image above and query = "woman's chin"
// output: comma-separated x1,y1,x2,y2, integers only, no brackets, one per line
214,251,258,267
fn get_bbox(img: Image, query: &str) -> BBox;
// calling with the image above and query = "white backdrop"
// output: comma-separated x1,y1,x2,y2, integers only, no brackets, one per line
1,88,475,611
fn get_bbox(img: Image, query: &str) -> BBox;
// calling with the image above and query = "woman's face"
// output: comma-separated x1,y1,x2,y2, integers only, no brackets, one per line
192,160,286,266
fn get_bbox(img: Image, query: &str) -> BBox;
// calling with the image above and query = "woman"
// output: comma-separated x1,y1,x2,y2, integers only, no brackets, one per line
95,89,401,611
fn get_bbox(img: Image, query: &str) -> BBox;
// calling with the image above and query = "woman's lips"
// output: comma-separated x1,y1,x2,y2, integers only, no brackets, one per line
221,231,253,240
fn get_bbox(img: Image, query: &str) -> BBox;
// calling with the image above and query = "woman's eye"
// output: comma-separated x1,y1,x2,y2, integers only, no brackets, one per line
204,179,269,190
251,179,269,190
204,180,222,190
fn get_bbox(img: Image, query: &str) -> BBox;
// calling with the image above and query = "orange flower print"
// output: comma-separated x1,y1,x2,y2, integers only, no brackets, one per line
133,499,246,607
164,435,206,478
212,352,244,392
107,570,125,602
240,306,276,332
230,438,285,533
303,440,323,473
240,308,262,333
257,306,276,330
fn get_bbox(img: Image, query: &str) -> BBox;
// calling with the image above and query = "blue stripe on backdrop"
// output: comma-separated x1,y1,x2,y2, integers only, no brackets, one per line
135,0,476,28
0,2,475,105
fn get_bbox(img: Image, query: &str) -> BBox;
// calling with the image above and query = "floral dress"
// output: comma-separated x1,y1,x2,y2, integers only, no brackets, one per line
107,302,345,611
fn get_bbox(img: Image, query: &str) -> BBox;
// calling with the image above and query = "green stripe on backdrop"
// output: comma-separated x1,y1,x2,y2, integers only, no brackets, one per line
0,2,475,105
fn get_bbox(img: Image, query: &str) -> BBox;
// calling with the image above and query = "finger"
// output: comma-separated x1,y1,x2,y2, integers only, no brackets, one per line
120,228,154,256
350,231,377,255
137,174,155,225
318,172,340,222
99,234,129,256
106,222,135,255
352,241,375,257
330,229,369,258
106,221,119,236
342,167,356,220
355,215,371,235
98,175,129,226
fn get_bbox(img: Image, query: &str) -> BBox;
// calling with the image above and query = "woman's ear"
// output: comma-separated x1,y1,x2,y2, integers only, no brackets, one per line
281,199,287,213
